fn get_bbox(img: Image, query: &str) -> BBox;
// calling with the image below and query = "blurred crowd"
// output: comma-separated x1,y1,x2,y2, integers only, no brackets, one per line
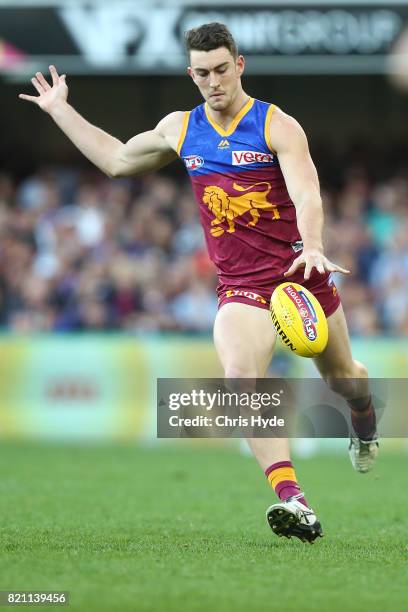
0,158,407,335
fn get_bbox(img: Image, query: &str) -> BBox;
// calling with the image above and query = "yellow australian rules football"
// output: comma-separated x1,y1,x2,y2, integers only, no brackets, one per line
270,282,328,358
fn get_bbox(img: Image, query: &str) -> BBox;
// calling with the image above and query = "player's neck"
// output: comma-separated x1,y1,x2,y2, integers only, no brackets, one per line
207,90,250,129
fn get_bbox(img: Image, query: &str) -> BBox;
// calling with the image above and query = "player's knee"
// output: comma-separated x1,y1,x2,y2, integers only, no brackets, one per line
353,360,368,379
224,365,259,393
225,367,258,378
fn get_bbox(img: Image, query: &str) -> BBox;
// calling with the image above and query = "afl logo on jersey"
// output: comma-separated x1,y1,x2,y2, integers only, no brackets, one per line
232,151,274,166
183,155,204,170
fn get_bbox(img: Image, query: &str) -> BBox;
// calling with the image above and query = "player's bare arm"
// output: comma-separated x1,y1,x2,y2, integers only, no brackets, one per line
269,108,350,280
19,65,181,178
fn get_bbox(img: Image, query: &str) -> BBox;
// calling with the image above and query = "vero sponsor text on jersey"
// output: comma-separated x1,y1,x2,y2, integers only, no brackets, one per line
232,151,274,166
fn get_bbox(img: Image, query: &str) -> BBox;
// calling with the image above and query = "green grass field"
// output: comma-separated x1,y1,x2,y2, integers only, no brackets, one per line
0,441,406,612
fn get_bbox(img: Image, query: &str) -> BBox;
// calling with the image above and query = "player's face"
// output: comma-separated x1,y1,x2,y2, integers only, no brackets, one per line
188,47,245,111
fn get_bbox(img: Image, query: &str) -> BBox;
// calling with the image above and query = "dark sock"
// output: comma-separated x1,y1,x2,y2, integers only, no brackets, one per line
348,396,377,441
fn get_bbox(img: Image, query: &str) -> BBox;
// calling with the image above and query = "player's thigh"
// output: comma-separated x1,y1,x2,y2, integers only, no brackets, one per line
213,302,276,377
313,304,366,379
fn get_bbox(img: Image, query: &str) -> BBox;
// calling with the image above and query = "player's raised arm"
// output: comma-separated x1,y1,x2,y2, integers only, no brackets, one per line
269,108,350,280
19,66,180,178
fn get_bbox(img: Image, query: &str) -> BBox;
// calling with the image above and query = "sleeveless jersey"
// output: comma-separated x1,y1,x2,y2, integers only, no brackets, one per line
177,97,302,288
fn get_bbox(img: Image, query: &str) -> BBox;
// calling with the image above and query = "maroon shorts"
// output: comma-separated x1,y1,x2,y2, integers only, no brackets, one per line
217,270,341,318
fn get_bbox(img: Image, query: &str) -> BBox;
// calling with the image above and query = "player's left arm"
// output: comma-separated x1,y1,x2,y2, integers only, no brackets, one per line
269,108,350,280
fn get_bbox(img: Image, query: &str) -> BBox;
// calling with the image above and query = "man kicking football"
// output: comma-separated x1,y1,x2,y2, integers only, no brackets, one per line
19,22,379,543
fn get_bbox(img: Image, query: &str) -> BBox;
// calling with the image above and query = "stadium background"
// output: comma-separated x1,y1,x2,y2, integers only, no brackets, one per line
1,0,408,439
0,1,408,611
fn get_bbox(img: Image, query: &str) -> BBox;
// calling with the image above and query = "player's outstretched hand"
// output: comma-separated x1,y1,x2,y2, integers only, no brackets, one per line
284,248,350,280
18,65,68,114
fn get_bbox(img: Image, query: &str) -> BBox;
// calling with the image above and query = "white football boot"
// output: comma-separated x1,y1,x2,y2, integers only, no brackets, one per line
266,493,323,543
349,437,379,473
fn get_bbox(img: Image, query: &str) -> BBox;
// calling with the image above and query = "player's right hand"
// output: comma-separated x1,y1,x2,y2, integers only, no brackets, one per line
18,65,68,113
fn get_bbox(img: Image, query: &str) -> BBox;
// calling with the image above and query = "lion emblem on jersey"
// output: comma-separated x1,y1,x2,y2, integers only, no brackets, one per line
202,181,280,237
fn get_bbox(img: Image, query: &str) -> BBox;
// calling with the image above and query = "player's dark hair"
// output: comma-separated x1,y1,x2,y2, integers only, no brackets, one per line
185,23,238,59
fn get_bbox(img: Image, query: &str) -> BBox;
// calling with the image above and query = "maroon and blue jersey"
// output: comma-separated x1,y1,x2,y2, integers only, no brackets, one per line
177,97,302,288
176,97,340,317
